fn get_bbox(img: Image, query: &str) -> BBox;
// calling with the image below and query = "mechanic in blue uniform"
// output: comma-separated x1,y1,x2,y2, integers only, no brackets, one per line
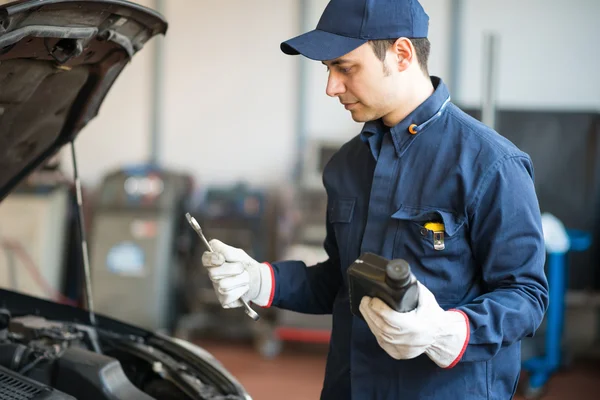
201,0,549,398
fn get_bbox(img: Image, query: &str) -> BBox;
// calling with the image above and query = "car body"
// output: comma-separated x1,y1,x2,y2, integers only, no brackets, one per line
0,1,251,399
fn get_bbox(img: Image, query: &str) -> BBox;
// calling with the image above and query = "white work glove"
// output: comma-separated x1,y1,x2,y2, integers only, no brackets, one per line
359,282,470,369
201,239,273,308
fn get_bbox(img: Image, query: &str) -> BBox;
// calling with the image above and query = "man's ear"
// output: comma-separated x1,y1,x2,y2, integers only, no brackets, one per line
391,37,414,72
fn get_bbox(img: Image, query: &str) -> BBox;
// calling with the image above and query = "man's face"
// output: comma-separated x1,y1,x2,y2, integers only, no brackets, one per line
322,43,400,123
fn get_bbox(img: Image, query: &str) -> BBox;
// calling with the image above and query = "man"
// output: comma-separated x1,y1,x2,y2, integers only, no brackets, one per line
201,0,549,398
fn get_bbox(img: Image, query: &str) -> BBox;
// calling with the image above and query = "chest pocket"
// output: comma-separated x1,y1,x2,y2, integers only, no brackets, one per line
328,197,356,271
391,206,472,304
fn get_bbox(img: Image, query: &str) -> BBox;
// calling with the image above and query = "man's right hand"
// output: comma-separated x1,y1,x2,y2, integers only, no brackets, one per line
201,239,274,308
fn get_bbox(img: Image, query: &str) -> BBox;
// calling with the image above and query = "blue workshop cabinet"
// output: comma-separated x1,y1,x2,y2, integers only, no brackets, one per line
521,229,592,399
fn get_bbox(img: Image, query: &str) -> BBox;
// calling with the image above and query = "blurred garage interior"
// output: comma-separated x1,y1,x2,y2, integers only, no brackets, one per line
0,0,598,399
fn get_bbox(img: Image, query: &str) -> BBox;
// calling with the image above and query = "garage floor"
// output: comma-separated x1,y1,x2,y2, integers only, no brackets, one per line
197,339,600,400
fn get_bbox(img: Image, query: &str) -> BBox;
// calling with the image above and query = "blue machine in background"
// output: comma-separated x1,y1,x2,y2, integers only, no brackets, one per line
521,229,592,399
89,164,193,333
201,183,271,261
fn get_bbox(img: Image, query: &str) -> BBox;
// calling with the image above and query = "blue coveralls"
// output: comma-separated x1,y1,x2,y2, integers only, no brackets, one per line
269,77,549,399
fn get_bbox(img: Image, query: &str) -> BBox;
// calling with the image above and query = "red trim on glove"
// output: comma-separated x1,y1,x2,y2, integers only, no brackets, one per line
262,262,275,308
445,309,470,369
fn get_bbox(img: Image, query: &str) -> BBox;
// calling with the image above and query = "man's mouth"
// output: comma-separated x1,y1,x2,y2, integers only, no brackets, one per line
343,102,359,110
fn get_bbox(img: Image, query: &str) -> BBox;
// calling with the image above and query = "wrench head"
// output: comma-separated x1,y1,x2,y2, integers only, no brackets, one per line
185,212,201,231
244,304,260,321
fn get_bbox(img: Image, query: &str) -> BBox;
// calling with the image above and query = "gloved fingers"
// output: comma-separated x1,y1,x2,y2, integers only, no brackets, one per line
216,271,250,292
222,300,243,309
211,282,241,308
206,262,246,281
416,282,441,309
360,297,380,334
209,239,254,263
360,297,398,339
374,332,425,360
366,296,416,330
202,251,225,267
216,286,248,307
363,310,390,343
377,339,400,359
375,336,389,351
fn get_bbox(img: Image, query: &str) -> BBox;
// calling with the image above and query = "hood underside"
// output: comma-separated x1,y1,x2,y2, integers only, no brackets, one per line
0,0,167,201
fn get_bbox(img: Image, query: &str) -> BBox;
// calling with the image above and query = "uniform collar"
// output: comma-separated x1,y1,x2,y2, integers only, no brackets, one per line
360,76,451,159
359,118,387,160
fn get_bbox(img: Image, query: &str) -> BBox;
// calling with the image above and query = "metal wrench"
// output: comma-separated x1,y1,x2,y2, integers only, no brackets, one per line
185,213,260,321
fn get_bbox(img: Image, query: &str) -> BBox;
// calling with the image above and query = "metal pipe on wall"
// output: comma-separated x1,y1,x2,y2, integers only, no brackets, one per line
293,0,310,183
150,0,166,166
481,32,499,130
448,0,463,103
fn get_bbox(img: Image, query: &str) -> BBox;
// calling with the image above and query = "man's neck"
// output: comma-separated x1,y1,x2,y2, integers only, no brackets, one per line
382,75,435,127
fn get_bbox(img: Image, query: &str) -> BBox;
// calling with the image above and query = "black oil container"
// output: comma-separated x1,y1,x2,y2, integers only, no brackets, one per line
347,253,419,320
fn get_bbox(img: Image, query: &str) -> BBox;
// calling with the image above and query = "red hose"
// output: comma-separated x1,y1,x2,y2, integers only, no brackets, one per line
1,238,79,307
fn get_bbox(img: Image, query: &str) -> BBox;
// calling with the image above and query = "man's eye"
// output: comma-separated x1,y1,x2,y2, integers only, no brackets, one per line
324,66,352,74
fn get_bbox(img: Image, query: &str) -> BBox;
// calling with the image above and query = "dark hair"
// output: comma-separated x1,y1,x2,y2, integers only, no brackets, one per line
369,38,430,75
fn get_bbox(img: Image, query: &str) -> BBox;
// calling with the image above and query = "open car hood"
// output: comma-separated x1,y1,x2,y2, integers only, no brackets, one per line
0,2,254,399
0,0,167,201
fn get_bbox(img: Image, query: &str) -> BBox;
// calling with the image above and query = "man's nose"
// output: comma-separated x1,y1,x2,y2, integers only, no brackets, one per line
326,73,345,97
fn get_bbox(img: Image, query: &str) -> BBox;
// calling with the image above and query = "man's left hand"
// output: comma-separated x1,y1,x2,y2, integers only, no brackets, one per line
359,282,470,369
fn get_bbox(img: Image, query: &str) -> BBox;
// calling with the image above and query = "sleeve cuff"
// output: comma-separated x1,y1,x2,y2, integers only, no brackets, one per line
253,262,275,308
444,309,470,368
425,309,470,369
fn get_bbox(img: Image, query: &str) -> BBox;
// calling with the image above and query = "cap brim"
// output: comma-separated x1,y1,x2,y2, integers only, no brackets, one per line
280,29,367,61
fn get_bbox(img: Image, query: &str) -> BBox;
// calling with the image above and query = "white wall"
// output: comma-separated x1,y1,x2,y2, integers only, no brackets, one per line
159,0,298,187
62,0,600,188
459,0,600,110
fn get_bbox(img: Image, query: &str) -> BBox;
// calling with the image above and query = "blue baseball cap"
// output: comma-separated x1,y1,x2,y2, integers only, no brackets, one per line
281,0,429,61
